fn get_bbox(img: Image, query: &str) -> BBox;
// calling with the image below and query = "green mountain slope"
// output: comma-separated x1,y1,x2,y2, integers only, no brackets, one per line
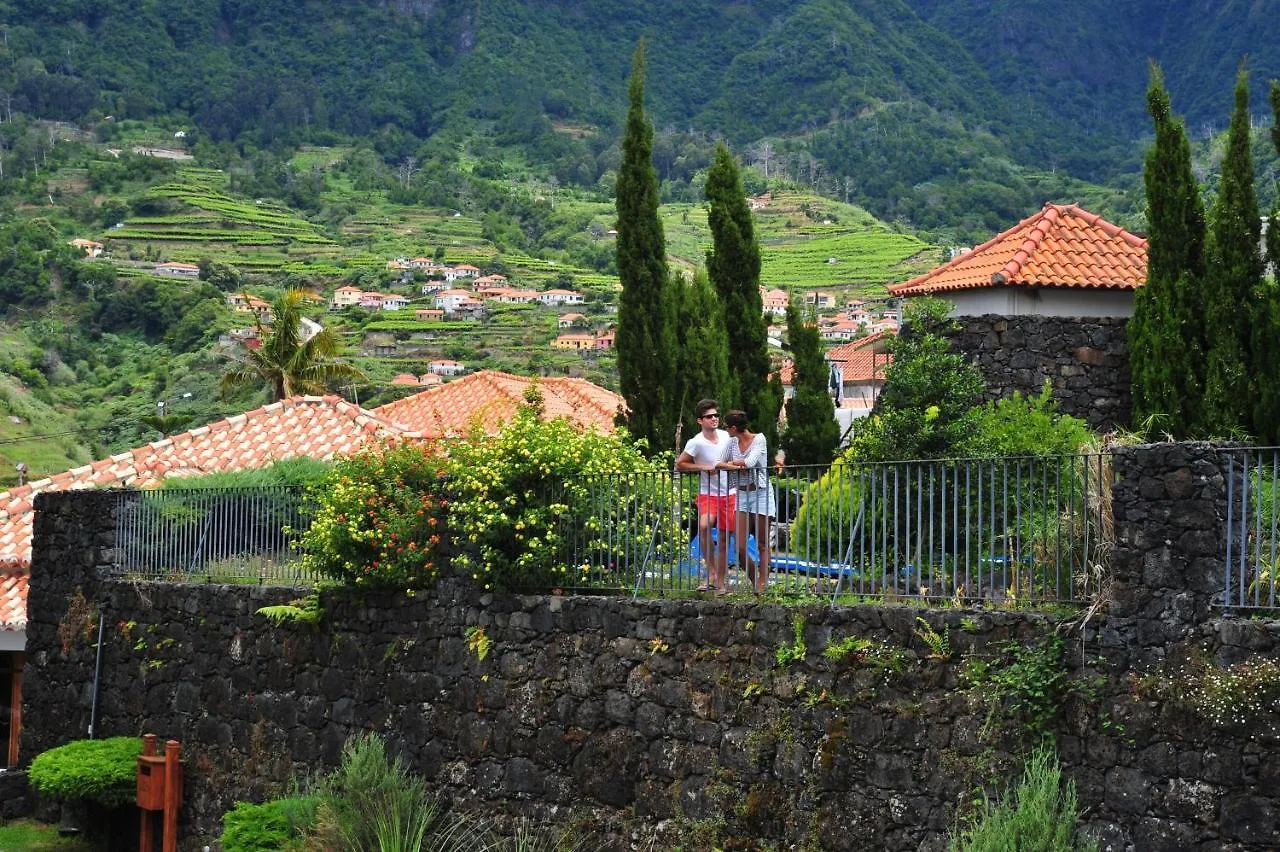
10,0,1274,239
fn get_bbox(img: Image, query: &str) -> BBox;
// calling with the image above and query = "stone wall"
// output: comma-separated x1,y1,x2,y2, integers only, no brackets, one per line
21,445,1280,851
943,315,1130,432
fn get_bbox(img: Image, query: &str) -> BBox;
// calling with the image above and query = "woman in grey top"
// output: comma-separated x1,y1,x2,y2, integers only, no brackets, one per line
718,410,775,594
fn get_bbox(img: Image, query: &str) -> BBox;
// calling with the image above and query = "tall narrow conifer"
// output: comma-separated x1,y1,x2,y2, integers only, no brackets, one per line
1202,66,1263,435
674,269,731,440
780,300,839,466
1252,79,1280,442
1130,63,1207,436
705,144,779,444
615,39,677,452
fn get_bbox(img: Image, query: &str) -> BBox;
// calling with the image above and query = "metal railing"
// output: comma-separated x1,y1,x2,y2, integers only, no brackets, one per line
1224,447,1280,609
548,454,1113,603
112,486,312,583
106,452,1113,604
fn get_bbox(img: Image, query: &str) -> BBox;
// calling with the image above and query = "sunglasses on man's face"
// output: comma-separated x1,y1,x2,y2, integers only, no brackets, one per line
700,413,719,420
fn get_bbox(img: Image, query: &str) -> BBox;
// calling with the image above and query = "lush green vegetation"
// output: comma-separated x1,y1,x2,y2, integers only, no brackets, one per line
0,820,95,851
218,733,581,851
950,747,1097,852
27,736,143,808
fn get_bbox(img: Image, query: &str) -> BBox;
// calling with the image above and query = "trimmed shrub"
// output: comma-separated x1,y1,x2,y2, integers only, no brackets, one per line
28,737,142,808
220,796,317,852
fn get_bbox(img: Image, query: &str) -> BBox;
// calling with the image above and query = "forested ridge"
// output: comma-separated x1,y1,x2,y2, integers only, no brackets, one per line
2,0,1279,232
1,0,1279,486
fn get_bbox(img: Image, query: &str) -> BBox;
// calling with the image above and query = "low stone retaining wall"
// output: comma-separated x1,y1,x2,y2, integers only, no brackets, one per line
19,444,1280,850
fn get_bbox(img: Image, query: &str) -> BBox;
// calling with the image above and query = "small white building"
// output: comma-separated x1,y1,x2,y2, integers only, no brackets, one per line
444,264,481,282
435,288,475,313
429,359,466,376
155,261,200,278
889,203,1147,318
537,289,585,306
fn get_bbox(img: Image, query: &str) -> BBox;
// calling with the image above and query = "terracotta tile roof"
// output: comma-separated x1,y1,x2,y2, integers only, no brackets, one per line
372,371,623,438
0,371,621,632
0,396,409,583
827,331,895,382
889,203,1147,297
0,572,27,630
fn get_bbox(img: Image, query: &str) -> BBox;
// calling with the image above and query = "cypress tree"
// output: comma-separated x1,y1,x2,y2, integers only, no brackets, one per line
1202,66,1263,436
705,144,778,445
1130,63,1207,436
1252,80,1280,442
674,268,731,443
780,300,839,467
615,39,678,453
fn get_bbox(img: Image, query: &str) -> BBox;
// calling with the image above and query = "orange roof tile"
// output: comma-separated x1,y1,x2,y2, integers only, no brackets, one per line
827,331,895,382
889,203,1147,297
0,572,27,630
0,396,409,601
372,371,622,438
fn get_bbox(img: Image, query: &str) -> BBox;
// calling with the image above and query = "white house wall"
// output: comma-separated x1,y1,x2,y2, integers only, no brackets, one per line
948,288,1134,318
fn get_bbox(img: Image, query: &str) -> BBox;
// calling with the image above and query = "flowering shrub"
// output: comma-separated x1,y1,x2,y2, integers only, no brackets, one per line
1185,658,1280,731
442,409,659,591
298,443,447,589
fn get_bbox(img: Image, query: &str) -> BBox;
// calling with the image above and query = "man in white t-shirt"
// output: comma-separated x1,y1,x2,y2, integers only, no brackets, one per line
676,398,735,593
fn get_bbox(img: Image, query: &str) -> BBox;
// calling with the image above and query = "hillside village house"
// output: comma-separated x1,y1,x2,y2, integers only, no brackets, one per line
826,331,894,412
226,293,273,322
889,203,1147,317
69,238,103,257
558,312,588,329
552,333,596,351
392,372,443,388
820,318,863,341
595,330,615,350
445,264,481,282
416,308,445,322
435,288,477,313
331,286,364,309
451,302,487,321
0,370,623,763
805,291,836,310
472,274,509,290
155,261,200,278
381,294,409,311
761,288,789,318
429,359,466,376
488,289,539,304
537,289,585,306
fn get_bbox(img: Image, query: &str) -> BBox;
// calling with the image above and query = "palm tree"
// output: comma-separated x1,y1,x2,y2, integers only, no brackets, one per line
220,288,365,401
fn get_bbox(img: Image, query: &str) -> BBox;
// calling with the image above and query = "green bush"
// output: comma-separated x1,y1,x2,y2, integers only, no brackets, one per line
965,384,1094,458
28,737,143,808
310,734,443,852
220,796,317,852
950,747,1096,852
298,443,449,590
443,400,663,591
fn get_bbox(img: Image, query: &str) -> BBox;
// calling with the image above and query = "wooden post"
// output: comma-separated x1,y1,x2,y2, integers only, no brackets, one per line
140,734,157,852
162,740,180,852
7,651,22,767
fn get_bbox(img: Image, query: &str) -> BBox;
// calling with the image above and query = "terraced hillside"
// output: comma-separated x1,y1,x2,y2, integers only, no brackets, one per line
104,167,346,276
